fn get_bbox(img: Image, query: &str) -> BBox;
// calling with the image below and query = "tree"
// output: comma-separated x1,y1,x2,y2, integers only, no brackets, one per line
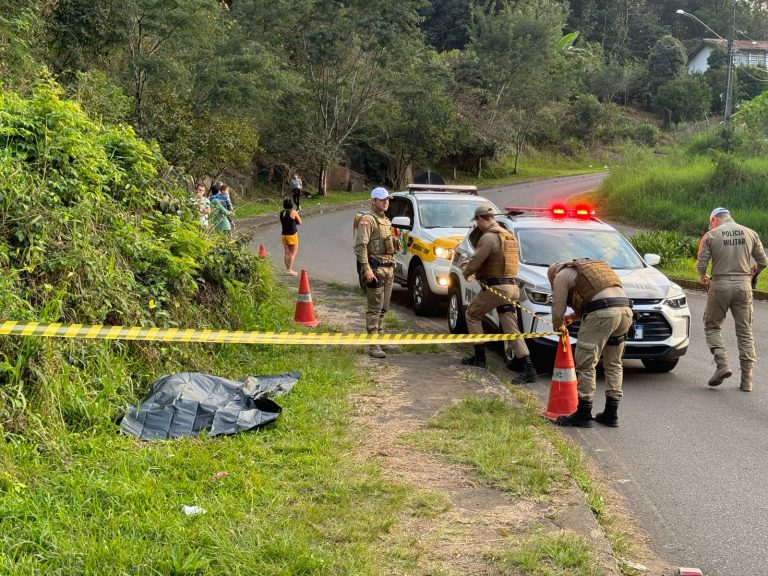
646,34,687,95
0,0,46,90
464,0,567,174
287,0,424,195
653,75,711,128
367,52,458,189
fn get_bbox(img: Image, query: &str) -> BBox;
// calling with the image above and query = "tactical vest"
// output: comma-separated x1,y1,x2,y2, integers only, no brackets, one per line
362,212,395,261
565,259,622,315
477,227,519,279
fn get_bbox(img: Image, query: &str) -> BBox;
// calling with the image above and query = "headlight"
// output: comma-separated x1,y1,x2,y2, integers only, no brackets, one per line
664,283,688,309
434,246,453,259
525,287,552,306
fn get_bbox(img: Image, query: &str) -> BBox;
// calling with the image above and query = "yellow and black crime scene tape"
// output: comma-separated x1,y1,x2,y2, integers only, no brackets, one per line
0,321,556,345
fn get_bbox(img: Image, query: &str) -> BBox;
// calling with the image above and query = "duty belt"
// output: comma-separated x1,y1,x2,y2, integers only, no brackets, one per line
584,297,631,314
482,278,516,287
370,259,394,268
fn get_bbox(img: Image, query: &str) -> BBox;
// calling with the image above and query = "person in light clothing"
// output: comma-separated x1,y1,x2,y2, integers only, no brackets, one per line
696,207,768,391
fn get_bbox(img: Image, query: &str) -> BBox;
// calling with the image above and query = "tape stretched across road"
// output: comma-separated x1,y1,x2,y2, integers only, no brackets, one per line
0,321,557,345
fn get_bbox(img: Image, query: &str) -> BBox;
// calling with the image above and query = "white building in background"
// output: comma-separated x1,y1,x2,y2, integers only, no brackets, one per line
687,38,768,73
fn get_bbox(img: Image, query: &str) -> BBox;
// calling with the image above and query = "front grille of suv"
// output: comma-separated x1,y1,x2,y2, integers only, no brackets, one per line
567,311,672,341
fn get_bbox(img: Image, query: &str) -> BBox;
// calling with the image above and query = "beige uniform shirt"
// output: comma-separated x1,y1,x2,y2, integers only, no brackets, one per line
462,224,503,280
354,209,392,273
550,267,625,330
696,217,768,279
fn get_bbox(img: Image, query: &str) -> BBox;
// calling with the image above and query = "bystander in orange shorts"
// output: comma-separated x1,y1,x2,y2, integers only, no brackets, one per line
281,233,299,246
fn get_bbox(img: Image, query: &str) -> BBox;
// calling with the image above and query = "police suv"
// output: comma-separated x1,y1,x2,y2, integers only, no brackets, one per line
354,185,501,315
447,205,690,372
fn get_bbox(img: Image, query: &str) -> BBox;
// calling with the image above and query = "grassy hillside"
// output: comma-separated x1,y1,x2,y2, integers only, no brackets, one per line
599,138,768,240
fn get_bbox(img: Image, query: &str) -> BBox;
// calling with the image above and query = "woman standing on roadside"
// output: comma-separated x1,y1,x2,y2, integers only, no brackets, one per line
280,198,302,275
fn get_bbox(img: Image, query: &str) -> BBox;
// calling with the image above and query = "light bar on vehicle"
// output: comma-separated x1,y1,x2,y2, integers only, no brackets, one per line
504,205,596,219
407,184,478,195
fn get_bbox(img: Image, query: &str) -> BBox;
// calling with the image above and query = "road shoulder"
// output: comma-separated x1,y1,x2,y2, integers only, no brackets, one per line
309,280,673,575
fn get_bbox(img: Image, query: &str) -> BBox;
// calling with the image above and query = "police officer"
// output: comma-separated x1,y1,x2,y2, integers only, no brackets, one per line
460,205,537,383
696,207,767,391
548,259,633,427
354,187,401,359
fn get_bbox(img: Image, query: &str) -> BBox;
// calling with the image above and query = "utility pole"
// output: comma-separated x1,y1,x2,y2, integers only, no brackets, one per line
723,0,736,123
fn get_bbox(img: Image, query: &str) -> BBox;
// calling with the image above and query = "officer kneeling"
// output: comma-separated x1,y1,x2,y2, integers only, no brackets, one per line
548,259,633,428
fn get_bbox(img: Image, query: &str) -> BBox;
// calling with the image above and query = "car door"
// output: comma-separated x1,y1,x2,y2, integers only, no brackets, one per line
387,197,412,282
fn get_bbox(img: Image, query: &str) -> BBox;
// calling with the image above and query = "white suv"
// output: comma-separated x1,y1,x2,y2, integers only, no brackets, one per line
447,206,690,372
354,185,501,315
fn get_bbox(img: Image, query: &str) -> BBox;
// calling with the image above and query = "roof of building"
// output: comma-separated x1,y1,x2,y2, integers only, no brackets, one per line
689,38,768,59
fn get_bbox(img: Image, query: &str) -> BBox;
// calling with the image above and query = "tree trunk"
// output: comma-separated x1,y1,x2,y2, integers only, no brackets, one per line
477,157,482,179
318,165,327,196
453,164,457,181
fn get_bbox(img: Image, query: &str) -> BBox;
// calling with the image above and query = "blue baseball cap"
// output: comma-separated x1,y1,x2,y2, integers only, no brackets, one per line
371,187,390,200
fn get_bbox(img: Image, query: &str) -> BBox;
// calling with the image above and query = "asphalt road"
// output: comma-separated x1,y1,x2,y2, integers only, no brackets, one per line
251,173,766,574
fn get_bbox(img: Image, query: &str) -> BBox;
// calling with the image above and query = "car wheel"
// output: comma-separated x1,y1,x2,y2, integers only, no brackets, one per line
448,284,467,334
410,264,437,316
356,262,366,291
641,358,679,373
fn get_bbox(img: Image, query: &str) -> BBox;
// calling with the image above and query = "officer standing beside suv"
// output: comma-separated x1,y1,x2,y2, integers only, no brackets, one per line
460,205,538,383
696,207,767,391
355,187,401,359
548,259,633,428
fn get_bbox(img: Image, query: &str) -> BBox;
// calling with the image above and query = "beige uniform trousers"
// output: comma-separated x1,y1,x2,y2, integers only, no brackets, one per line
574,307,634,400
466,285,530,358
365,267,394,334
704,279,755,367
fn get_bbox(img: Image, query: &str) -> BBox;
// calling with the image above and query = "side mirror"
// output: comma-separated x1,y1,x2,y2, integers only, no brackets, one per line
391,216,412,230
644,253,661,266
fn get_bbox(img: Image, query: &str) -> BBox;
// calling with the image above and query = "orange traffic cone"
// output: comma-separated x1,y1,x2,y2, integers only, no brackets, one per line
294,269,320,327
541,332,578,421
258,244,267,258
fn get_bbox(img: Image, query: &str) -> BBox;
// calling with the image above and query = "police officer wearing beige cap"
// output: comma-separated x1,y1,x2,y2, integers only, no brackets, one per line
696,207,768,391
460,205,537,383
354,187,401,359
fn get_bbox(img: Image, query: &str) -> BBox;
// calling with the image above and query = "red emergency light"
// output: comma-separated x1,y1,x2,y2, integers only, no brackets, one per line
504,205,597,219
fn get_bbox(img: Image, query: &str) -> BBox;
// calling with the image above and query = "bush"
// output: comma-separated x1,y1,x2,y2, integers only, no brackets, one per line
0,83,267,434
629,230,698,263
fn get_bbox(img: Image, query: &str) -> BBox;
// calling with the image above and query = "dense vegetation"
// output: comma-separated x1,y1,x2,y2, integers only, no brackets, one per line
5,0,768,193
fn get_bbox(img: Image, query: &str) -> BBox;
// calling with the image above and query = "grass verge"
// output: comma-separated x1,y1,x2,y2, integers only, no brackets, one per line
0,284,432,575
234,190,370,218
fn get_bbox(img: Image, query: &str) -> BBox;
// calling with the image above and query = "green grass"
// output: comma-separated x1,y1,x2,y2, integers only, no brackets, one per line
404,396,568,497
657,257,768,291
463,149,610,187
234,190,370,218
599,144,768,240
0,286,435,575
497,530,604,576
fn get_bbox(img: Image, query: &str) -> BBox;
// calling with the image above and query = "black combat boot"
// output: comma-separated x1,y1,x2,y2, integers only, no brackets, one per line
461,344,486,368
594,396,620,427
555,398,594,428
511,356,539,384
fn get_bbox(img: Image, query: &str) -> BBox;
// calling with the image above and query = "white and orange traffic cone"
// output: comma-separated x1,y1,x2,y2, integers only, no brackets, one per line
540,332,578,421
258,244,268,259
294,269,320,327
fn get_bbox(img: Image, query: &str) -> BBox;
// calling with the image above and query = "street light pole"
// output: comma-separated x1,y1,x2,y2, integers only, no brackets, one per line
676,2,737,124
723,0,736,123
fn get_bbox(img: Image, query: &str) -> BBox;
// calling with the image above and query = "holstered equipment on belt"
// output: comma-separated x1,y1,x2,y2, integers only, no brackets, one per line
565,259,622,316
607,334,626,346
477,226,519,280
496,304,515,314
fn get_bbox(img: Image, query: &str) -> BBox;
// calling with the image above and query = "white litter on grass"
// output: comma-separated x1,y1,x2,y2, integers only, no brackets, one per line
183,505,207,516
619,558,649,571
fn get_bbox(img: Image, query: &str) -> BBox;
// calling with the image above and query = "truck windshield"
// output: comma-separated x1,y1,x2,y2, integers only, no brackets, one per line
516,228,644,270
419,200,495,229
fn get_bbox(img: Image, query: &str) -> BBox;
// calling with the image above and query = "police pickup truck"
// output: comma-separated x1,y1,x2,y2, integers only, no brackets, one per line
353,185,501,315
